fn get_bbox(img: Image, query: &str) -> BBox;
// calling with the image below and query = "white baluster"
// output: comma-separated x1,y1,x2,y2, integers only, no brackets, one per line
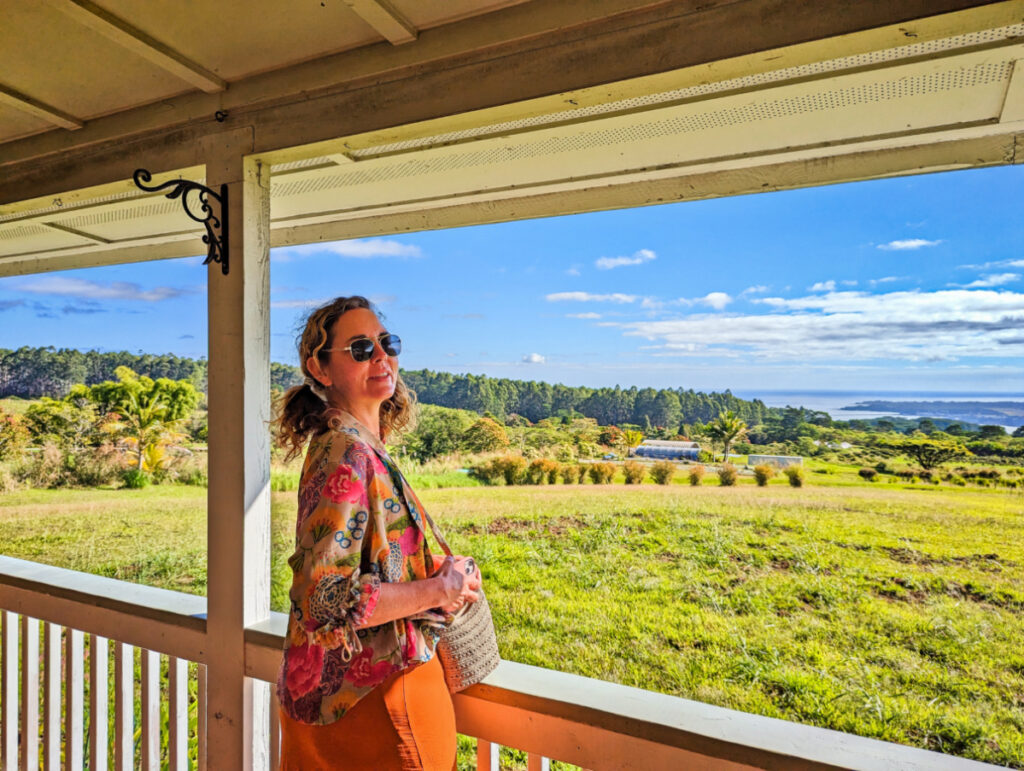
476,739,499,770
63,628,83,770
140,649,159,771
2,611,18,770
168,656,188,770
113,643,133,771
43,623,61,771
21,616,40,771
88,635,108,771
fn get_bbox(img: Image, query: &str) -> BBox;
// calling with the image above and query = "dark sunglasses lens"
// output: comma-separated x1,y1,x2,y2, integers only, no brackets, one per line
381,334,401,356
349,339,375,361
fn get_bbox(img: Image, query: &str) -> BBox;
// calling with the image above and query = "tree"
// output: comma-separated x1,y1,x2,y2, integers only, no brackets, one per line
882,437,971,469
976,425,1007,440
85,366,199,470
621,429,644,449
461,417,510,453
1013,425,1024,438
704,410,748,462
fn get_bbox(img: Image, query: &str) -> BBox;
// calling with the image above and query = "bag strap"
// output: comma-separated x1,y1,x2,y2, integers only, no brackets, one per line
377,452,452,558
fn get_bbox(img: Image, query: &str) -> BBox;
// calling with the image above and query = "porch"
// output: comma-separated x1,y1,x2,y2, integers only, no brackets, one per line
2,1,1023,768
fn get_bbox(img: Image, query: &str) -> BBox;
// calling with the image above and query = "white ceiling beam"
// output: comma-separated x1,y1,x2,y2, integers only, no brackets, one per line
0,84,83,130
343,0,418,45
44,0,226,93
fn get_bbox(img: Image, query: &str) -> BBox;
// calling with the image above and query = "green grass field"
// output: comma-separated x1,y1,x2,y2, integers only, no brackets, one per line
0,478,1021,767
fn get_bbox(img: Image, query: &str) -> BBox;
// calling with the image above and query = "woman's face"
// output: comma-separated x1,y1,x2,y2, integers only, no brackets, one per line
309,307,397,410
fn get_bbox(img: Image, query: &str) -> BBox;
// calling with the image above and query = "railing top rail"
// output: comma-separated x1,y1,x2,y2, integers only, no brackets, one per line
0,555,207,660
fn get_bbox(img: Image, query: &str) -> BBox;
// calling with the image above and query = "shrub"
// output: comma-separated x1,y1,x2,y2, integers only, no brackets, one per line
179,467,209,487
501,455,529,485
753,464,775,486
0,467,19,493
69,443,124,486
687,464,705,486
650,460,676,485
858,467,878,482
784,466,804,487
524,459,548,485
468,459,503,486
575,464,588,484
0,411,29,462
16,443,66,488
121,468,151,489
622,461,646,484
717,464,738,486
874,461,890,474
587,462,615,484
557,463,577,485
543,460,560,484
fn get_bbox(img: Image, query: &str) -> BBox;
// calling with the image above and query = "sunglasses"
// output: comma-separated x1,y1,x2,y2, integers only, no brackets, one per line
324,333,401,362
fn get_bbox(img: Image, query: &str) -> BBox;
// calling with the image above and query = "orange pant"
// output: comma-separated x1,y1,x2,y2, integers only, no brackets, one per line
279,654,456,770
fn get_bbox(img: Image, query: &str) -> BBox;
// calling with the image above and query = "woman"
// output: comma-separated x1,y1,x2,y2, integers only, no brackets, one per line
274,296,481,770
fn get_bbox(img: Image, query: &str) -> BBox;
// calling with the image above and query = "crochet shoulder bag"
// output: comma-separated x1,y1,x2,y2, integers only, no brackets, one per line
384,458,500,693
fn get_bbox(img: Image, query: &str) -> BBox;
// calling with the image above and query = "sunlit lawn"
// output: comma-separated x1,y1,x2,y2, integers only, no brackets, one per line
0,479,1022,767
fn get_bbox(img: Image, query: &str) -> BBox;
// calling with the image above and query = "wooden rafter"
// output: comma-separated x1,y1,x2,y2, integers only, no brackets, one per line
44,0,226,93
343,0,418,45
0,84,83,131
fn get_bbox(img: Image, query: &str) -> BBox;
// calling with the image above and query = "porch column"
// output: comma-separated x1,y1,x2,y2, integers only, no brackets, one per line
205,135,272,770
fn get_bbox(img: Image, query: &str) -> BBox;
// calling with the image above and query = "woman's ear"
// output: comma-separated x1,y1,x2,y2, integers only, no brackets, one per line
306,355,331,388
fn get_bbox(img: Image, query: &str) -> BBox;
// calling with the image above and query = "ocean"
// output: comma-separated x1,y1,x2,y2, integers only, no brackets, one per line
733,390,1024,428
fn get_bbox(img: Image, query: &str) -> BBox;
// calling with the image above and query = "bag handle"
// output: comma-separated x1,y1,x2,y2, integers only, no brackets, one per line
377,452,452,558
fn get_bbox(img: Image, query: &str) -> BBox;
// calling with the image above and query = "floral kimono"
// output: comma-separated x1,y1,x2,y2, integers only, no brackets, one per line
277,411,443,725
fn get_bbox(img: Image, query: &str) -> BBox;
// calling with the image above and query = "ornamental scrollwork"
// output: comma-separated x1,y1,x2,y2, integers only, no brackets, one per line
133,169,229,274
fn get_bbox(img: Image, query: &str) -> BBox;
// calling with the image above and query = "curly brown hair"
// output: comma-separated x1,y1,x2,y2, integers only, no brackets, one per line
272,296,416,461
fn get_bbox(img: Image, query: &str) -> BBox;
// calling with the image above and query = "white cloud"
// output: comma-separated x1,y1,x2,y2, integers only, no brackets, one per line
565,265,581,276
270,297,329,309
957,258,1024,270
809,280,836,292
841,280,858,286
545,291,637,303
277,238,422,260
595,249,656,270
16,276,189,302
522,353,546,364
609,289,1024,364
868,276,904,286
567,312,602,319
954,273,1020,289
697,292,732,310
740,285,769,296
877,238,942,251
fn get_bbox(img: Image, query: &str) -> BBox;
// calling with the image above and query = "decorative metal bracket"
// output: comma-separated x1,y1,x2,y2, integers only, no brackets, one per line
133,169,229,274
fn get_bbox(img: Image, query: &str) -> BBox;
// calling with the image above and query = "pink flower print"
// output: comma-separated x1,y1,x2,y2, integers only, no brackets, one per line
371,454,387,475
397,526,422,556
324,464,364,504
404,621,418,661
344,646,395,688
285,642,324,700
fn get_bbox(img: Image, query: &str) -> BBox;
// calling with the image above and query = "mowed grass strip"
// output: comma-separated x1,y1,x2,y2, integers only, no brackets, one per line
0,483,1021,766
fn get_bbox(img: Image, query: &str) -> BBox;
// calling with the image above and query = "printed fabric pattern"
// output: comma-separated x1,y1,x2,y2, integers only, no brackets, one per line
277,412,444,725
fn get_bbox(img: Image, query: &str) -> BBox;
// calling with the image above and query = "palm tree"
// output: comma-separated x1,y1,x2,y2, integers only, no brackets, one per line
704,410,748,463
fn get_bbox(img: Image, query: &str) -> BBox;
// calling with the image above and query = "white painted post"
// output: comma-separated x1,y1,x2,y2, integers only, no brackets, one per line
21,615,40,771
140,649,159,771
113,643,133,771
204,135,272,771
88,635,108,771
63,628,83,771
43,623,60,771
2,611,18,770
168,656,188,770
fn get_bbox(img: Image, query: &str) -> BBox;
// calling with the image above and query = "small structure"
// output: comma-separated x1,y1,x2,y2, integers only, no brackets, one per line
633,439,701,461
749,454,803,468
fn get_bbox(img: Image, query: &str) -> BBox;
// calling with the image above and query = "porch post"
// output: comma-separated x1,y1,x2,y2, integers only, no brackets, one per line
205,136,272,770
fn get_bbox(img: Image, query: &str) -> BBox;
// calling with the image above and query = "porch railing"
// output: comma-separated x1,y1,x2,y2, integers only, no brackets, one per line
0,556,998,770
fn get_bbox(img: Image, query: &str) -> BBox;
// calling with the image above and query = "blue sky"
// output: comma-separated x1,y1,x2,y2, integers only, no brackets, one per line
2,164,1022,394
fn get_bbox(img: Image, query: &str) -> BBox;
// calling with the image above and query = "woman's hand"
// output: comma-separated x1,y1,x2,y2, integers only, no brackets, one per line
434,555,481,614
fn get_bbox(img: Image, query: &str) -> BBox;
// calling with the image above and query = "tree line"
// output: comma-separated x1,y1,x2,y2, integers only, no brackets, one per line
1,347,776,431
0,346,207,398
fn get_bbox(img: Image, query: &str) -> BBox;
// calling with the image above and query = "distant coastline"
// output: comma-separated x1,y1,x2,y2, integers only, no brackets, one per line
737,390,1024,430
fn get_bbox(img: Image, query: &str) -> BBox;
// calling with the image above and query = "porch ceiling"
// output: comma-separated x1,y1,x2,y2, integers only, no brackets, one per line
1,1,1022,276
